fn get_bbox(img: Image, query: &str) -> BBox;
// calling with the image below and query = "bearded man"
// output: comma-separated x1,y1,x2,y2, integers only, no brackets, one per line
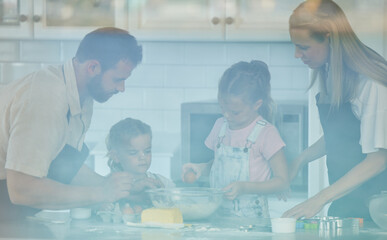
0,27,157,221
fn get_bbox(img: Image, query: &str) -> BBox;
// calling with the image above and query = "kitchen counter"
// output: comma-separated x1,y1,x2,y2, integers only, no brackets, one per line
1,213,386,240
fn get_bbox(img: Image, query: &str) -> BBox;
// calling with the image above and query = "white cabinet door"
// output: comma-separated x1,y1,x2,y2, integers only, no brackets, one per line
33,0,128,39
0,0,33,39
128,0,304,42
128,0,225,41
225,0,303,41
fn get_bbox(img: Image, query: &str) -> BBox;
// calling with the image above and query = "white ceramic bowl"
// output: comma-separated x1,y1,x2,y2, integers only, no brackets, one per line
146,187,223,221
271,218,296,233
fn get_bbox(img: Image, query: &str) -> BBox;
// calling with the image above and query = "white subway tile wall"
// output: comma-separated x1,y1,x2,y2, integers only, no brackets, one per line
0,40,309,176
184,42,227,65
0,41,19,62
20,41,61,63
226,43,270,64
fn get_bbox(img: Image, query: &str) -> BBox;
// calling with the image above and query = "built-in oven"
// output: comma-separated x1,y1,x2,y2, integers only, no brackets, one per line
177,100,308,192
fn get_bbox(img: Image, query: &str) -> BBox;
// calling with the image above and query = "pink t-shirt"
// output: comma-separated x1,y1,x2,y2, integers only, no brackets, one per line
205,116,285,182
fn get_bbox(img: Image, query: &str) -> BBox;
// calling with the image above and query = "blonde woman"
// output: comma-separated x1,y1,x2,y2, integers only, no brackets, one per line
283,0,387,220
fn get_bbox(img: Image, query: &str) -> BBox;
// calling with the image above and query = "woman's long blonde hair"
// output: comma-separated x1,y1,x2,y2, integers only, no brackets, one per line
290,0,387,107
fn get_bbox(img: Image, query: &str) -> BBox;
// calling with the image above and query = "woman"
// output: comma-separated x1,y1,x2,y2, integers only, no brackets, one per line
283,0,387,220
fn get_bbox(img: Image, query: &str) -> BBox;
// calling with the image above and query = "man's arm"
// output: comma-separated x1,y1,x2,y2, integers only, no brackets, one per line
71,165,105,186
6,169,132,210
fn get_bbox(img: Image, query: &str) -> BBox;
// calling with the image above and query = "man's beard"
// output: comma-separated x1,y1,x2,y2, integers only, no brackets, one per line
87,75,113,103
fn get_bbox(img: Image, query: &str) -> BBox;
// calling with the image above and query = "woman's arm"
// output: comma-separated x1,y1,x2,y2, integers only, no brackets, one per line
319,148,387,202
288,136,326,181
282,148,387,219
223,148,289,199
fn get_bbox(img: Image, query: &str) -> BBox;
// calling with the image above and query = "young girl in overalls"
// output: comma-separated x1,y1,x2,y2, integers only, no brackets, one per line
182,61,289,218
105,118,175,214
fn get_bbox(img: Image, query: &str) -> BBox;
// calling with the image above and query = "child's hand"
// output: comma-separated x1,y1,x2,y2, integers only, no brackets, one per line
101,172,132,202
276,189,290,202
131,176,163,192
222,182,246,200
181,163,202,183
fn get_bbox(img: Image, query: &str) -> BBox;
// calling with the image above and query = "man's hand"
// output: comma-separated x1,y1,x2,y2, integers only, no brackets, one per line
101,172,132,203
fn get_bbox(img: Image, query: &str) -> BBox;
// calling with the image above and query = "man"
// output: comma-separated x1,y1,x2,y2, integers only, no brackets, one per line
0,27,156,221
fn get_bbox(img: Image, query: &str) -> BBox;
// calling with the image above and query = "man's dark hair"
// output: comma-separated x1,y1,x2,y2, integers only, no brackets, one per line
75,27,142,71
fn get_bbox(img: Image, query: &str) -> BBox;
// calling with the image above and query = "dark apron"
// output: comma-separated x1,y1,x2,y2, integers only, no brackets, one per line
316,93,387,220
0,144,89,221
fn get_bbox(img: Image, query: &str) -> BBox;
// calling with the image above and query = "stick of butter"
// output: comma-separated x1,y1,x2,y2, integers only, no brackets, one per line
141,208,183,224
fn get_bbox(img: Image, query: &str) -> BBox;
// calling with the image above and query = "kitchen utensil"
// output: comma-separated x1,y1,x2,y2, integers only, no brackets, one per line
146,187,223,221
369,191,387,230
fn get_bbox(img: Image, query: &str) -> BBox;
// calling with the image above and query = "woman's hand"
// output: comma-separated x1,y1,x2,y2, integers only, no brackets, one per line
282,194,326,219
222,182,246,200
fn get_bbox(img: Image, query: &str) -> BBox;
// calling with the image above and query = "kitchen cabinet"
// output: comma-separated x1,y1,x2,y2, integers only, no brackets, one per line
0,0,32,38
0,0,127,39
128,0,303,41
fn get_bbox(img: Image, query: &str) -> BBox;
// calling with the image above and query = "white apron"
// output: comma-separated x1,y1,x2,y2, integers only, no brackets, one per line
209,119,270,218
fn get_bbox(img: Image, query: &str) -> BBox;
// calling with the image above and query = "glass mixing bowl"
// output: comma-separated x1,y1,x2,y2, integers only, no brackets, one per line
369,191,387,230
146,187,224,221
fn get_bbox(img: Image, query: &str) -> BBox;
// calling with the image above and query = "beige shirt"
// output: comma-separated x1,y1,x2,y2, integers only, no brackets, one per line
0,60,93,179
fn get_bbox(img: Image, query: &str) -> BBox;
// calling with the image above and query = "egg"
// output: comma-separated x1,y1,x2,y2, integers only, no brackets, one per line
122,206,134,215
184,170,197,183
133,205,143,214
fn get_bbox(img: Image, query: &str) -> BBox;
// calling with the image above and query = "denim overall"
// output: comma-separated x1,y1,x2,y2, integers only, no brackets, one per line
210,119,270,218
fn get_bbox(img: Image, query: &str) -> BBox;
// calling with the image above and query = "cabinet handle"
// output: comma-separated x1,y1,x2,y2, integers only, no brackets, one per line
32,15,41,22
19,15,28,22
211,17,220,25
225,17,234,25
